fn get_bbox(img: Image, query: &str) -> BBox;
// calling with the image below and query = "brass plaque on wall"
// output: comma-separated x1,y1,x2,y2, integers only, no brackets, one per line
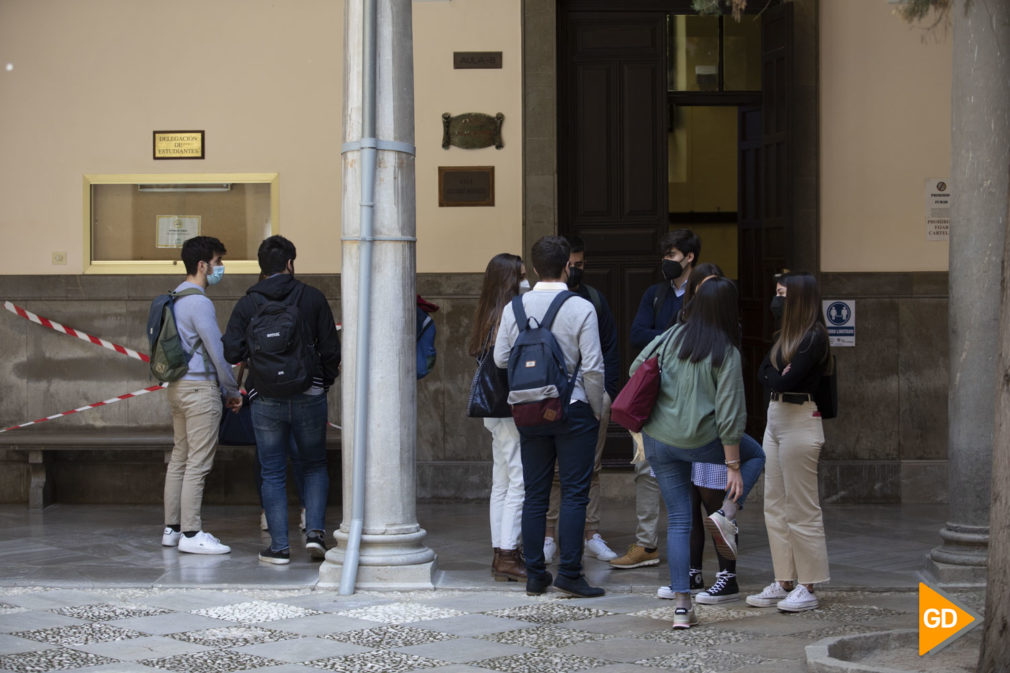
442,113,504,150
453,51,503,69
153,130,205,159
438,166,495,207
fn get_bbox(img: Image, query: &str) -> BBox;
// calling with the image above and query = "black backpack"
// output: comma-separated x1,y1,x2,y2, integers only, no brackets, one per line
506,291,580,435
245,284,317,397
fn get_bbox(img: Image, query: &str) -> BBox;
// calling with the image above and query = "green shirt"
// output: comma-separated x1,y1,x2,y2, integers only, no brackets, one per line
630,324,746,449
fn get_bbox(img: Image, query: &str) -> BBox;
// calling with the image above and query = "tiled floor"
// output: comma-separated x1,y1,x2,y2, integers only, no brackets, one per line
0,501,973,673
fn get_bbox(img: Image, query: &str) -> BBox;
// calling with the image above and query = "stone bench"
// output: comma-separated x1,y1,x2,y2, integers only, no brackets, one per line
0,430,341,509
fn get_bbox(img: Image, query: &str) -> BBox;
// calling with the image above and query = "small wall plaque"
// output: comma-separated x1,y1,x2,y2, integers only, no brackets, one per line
153,130,205,160
453,51,503,69
442,112,504,150
439,166,495,207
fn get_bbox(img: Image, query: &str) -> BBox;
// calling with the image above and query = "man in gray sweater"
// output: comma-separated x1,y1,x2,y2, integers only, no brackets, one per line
161,236,241,555
494,236,606,598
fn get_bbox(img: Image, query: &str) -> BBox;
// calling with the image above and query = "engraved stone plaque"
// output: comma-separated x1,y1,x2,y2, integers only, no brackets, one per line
442,112,504,150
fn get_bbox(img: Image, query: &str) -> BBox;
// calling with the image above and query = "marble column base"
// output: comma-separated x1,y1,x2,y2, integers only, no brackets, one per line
317,527,438,590
920,522,988,587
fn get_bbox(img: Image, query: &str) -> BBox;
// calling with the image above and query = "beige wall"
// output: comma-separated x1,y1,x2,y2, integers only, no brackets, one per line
820,0,951,272
412,0,523,273
0,0,522,275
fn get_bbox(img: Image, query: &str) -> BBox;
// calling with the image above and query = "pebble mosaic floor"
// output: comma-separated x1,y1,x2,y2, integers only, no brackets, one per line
0,585,945,673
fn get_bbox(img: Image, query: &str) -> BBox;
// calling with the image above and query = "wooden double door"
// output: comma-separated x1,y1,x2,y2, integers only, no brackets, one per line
557,1,794,462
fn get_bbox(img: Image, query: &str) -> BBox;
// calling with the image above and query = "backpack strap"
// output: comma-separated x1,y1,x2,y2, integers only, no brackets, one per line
511,295,530,332
652,282,670,326
170,288,206,364
539,291,575,331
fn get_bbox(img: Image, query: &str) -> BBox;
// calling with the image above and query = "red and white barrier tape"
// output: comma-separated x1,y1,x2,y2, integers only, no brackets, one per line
0,383,167,434
3,300,150,363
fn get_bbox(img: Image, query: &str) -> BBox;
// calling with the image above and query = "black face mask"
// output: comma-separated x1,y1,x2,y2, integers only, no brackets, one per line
770,295,786,324
662,259,683,282
566,265,584,289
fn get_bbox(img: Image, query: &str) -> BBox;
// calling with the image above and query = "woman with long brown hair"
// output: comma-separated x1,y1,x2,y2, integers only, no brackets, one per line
749,271,831,612
468,253,529,582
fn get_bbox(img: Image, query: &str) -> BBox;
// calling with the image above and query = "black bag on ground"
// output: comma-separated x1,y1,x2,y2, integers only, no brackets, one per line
814,353,838,420
245,284,317,397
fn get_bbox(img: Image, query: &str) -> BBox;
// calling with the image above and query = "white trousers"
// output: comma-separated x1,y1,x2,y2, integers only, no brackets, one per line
762,400,830,585
484,416,524,551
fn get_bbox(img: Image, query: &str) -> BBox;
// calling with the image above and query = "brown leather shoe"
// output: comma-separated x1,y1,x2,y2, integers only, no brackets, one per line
493,548,527,582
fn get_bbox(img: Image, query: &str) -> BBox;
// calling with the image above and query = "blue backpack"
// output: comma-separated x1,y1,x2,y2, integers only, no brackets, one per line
416,306,437,379
506,291,580,435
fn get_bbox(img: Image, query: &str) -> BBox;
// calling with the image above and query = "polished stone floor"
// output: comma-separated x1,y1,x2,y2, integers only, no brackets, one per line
0,502,969,673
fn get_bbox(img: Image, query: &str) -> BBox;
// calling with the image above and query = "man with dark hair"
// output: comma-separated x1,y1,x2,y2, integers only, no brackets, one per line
541,236,620,564
611,229,700,571
223,235,341,565
161,236,241,555
494,235,606,597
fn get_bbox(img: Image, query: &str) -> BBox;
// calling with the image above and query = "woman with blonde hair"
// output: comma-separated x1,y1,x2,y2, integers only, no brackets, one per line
749,271,831,612
467,253,529,582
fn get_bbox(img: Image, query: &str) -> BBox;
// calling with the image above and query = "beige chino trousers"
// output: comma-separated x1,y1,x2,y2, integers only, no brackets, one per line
164,380,222,532
762,399,830,585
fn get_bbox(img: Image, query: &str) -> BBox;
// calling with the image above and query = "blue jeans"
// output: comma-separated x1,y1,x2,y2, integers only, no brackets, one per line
644,432,765,593
520,401,599,581
251,393,329,552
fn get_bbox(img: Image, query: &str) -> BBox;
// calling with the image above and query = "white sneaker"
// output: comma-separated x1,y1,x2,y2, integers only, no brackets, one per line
657,585,676,600
178,531,231,555
704,510,738,560
260,511,269,532
543,537,557,564
777,585,819,612
161,527,181,547
584,534,618,561
746,581,790,607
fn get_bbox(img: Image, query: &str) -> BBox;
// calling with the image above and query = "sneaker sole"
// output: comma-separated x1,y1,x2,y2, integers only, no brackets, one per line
179,547,230,555
161,538,180,547
703,517,737,560
306,544,326,560
610,558,660,569
746,597,784,608
259,554,290,565
778,601,819,612
696,593,740,605
672,618,698,629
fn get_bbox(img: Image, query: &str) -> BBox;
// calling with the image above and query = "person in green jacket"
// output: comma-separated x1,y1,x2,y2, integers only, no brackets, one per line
632,276,765,629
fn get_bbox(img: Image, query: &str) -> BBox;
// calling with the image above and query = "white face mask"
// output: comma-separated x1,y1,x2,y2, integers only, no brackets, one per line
519,279,531,294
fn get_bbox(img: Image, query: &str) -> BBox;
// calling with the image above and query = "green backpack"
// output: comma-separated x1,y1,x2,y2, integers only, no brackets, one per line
146,288,204,382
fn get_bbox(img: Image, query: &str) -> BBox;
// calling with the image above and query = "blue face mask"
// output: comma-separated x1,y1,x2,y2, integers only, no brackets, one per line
206,263,225,286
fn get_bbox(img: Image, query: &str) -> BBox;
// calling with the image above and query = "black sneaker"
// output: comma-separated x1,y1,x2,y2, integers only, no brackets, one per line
695,570,739,604
305,534,328,560
259,547,290,565
689,568,705,593
553,574,605,598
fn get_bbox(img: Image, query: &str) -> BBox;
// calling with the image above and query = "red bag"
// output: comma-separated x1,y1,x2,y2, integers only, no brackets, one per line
611,331,675,432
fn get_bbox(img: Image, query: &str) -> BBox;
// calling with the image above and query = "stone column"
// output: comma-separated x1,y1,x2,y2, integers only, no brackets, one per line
318,0,436,590
924,0,1009,586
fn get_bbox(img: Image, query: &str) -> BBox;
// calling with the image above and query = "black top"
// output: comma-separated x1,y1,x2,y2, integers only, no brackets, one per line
759,328,827,394
222,273,342,395
574,284,620,399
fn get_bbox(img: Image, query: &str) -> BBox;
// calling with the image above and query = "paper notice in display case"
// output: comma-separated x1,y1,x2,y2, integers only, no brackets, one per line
156,215,202,248
926,178,950,241
823,300,855,347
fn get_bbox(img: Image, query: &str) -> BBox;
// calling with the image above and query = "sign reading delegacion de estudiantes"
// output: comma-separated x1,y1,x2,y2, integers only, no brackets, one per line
153,131,205,160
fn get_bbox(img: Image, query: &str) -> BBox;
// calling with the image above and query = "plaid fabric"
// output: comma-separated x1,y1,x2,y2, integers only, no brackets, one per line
691,461,727,490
